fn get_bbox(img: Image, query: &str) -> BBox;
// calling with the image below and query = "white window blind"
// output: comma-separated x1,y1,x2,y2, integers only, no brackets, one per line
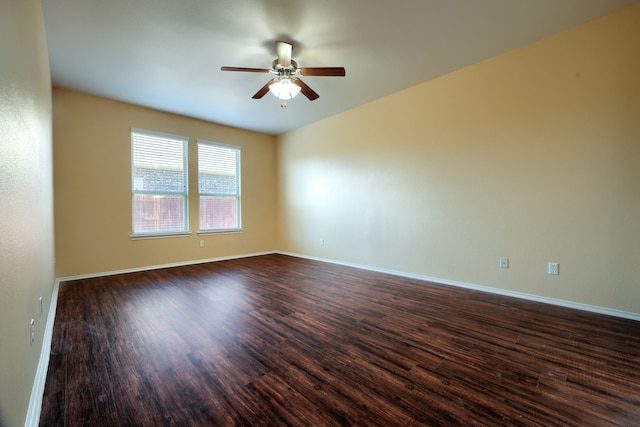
197,140,241,231
131,129,188,235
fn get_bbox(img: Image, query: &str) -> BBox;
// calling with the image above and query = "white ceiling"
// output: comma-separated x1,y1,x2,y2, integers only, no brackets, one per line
42,0,638,136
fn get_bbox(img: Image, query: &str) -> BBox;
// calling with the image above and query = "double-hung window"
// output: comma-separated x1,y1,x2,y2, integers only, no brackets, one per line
197,140,241,232
131,129,189,236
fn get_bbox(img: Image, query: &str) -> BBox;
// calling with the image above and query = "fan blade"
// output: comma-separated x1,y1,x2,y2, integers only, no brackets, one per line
276,41,292,67
221,66,271,73
298,67,346,77
252,79,278,99
292,78,319,101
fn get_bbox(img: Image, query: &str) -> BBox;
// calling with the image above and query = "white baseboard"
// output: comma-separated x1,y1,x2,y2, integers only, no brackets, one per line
278,251,640,322
24,279,60,427
56,251,277,283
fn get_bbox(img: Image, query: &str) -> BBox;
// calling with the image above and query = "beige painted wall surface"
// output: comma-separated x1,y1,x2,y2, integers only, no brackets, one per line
54,89,277,277
278,5,640,314
0,0,55,425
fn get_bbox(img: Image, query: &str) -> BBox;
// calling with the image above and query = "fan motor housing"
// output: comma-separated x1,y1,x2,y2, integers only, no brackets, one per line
272,59,298,76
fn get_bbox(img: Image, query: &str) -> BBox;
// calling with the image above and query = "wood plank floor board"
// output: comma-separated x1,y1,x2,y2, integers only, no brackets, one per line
237,319,412,425
239,336,358,425
40,254,640,426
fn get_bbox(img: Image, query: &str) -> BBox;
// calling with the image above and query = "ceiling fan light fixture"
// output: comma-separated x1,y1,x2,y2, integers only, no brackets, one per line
221,40,344,102
269,78,301,100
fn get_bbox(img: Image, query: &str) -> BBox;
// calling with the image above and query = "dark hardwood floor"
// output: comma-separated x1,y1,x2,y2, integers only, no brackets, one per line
40,254,640,426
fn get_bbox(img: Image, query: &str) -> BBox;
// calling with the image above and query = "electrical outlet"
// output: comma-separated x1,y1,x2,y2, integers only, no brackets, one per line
321,239,325,247
499,257,509,269
548,262,559,275
30,319,35,345
199,240,205,248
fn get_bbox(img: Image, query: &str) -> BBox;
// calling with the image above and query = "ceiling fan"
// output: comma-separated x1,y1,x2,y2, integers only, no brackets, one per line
221,41,346,106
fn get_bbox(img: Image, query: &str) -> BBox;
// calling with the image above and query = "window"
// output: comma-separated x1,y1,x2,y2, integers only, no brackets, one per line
131,129,188,236
198,140,241,231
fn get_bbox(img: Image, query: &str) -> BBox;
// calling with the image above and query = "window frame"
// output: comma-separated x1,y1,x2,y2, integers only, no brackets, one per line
197,139,242,233
130,128,190,238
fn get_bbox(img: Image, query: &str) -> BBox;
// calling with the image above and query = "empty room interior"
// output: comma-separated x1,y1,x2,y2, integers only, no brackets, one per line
1,0,640,426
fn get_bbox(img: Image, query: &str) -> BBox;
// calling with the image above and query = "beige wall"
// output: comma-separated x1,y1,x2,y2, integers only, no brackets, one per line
0,0,54,425
54,89,277,277
278,5,640,314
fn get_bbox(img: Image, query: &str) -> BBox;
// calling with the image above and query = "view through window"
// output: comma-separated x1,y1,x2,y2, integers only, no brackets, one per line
198,140,241,231
131,129,188,235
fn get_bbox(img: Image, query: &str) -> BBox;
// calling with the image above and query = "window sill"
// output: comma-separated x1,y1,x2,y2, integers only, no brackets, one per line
130,231,192,240
197,229,243,235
